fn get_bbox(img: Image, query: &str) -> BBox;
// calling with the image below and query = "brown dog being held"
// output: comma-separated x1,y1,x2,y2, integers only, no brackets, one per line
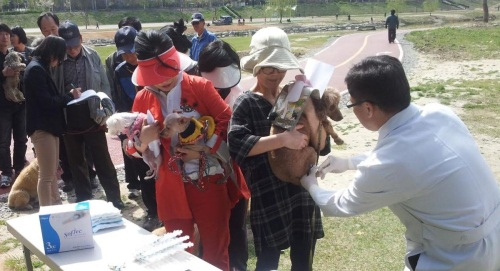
269,87,344,185
8,159,39,210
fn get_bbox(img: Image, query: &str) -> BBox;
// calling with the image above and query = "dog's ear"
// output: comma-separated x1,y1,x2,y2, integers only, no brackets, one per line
179,117,190,126
323,88,343,122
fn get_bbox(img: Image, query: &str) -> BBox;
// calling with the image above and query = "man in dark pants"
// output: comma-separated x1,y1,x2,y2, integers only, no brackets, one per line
37,11,98,192
385,9,399,43
0,24,28,188
52,21,124,209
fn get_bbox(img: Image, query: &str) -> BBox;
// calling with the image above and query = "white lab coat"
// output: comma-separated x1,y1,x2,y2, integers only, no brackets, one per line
306,103,500,271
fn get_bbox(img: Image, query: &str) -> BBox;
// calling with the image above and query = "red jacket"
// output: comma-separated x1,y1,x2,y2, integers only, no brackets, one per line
132,72,249,221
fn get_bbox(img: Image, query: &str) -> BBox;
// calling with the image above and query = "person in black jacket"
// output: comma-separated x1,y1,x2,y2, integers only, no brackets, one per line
0,23,28,188
24,35,80,206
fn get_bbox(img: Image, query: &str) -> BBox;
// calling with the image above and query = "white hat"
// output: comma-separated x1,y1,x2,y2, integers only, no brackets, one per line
240,27,303,77
200,64,241,89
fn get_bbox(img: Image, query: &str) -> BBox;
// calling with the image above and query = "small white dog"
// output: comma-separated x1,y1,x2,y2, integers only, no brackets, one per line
106,111,162,180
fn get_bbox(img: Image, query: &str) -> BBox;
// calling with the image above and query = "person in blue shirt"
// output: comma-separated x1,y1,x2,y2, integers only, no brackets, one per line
189,12,216,61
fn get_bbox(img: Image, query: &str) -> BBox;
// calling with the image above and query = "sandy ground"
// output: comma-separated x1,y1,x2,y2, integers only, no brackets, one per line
1,24,500,270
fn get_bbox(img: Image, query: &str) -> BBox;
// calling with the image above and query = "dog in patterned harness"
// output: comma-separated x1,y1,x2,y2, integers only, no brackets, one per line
106,111,162,180
160,111,235,188
268,85,344,185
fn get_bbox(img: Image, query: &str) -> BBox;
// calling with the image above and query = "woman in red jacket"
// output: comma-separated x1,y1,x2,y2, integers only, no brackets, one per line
128,30,242,271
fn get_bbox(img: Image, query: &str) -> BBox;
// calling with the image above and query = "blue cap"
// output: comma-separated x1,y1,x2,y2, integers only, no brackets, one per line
191,13,205,22
114,26,137,55
58,21,81,47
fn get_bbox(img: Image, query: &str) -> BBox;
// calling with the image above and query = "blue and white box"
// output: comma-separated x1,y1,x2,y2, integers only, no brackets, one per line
39,202,94,254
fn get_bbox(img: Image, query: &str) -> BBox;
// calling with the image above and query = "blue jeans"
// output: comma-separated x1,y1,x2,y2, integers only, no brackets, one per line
0,106,28,176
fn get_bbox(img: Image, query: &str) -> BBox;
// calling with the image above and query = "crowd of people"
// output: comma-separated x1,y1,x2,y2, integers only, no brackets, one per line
1,10,499,271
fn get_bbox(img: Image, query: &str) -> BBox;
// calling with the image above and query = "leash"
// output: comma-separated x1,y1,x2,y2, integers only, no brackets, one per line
308,122,323,271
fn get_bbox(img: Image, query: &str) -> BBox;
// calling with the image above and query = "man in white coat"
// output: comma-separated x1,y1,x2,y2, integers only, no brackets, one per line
300,55,500,271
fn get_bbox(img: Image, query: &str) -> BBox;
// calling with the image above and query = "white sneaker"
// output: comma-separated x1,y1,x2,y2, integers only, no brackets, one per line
128,189,140,199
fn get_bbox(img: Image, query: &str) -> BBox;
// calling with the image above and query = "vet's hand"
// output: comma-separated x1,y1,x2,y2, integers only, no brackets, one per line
300,165,319,190
317,155,353,178
282,124,309,150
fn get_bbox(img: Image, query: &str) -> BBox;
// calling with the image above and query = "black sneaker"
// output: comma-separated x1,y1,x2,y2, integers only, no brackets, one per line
111,199,125,210
62,181,74,192
127,189,141,199
142,215,162,232
90,177,99,189
0,175,12,188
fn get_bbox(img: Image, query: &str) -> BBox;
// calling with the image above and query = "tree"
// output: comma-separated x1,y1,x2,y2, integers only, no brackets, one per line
267,0,297,23
37,0,54,10
483,0,489,23
423,0,439,16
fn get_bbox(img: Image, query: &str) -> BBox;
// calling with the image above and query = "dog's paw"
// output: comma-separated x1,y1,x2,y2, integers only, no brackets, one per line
334,137,345,145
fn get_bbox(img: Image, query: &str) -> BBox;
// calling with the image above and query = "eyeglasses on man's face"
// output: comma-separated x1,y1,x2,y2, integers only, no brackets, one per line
345,99,370,108
260,67,286,75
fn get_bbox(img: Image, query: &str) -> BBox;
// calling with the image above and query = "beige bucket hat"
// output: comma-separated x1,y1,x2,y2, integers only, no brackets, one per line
241,27,303,77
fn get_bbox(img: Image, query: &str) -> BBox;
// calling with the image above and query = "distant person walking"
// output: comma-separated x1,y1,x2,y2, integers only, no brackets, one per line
385,9,399,43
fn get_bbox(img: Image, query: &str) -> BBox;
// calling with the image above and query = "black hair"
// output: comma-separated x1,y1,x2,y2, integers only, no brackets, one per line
135,30,174,61
345,55,410,114
37,12,59,28
391,9,396,15
118,16,142,31
11,26,28,44
0,23,12,35
32,35,67,67
198,40,240,72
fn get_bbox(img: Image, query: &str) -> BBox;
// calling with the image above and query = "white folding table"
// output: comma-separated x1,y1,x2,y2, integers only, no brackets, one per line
7,213,221,271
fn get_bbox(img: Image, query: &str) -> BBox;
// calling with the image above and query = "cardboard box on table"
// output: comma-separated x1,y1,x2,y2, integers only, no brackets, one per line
38,201,94,254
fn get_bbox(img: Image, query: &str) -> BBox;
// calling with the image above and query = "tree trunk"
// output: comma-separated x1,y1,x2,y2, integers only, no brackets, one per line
483,0,489,23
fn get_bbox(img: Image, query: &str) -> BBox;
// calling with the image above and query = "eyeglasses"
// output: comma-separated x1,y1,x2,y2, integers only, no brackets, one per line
345,99,370,108
260,67,286,75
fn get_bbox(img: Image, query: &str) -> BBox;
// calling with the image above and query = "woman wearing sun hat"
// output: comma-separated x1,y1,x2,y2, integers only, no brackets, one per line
128,30,239,271
228,27,329,270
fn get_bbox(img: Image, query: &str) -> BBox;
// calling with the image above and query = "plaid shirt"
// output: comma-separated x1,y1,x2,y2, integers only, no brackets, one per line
228,91,324,254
